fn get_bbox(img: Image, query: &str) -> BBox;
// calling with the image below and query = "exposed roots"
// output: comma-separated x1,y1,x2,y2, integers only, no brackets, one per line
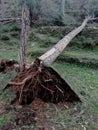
5,59,81,105
0,58,31,73
0,59,19,73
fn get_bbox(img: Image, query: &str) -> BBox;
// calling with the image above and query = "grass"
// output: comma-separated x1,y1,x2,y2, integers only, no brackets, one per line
51,62,98,129
63,49,98,60
0,116,10,128
0,23,98,129
52,62,98,111
0,72,18,103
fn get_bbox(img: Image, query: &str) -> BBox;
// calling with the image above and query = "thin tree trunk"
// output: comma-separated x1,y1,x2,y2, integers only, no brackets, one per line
39,17,91,65
61,0,65,18
14,0,19,18
1,0,5,19
19,4,30,71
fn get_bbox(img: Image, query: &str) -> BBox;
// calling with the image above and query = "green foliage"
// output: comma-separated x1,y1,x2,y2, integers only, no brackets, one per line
84,37,95,47
10,32,20,38
0,72,18,102
0,23,21,33
7,40,18,46
0,117,6,128
0,113,16,129
0,26,10,33
19,0,63,25
40,0,61,25
10,24,21,32
0,35,10,41
70,35,95,49
29,32,38,41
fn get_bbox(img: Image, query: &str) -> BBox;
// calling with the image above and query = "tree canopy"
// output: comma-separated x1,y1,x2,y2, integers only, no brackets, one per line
0,0,98,25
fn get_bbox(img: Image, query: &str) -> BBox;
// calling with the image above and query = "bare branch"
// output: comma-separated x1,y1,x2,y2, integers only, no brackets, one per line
0,18,21,22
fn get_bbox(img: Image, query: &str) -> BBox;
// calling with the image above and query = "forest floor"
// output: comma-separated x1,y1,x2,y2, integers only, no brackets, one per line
0,23,98,130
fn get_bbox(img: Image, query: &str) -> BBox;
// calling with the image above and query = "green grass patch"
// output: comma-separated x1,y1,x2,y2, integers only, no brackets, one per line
51,62,98,129
0,71,18,103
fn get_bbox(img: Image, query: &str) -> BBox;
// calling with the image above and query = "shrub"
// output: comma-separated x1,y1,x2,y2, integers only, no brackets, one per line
0,35,10,41
29,32,38,41
10,25,21,32
7,40,18,46
10,32,19,38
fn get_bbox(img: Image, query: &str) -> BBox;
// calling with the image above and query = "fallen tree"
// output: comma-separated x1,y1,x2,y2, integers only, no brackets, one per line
4,17,92,105
0,18,21,22
0,18,21,25
39,17,91,65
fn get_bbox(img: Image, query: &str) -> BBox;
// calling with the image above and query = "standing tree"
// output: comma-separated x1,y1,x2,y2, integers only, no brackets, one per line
61,0,65,18
19,4,30,71
1,0,5,19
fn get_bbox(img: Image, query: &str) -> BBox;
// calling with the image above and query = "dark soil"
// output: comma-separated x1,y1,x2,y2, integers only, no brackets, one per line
1,105,36,130
0,59,19,73
5,58,81,105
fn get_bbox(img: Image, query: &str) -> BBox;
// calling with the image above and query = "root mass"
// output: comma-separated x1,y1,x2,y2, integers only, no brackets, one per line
5,59,81,105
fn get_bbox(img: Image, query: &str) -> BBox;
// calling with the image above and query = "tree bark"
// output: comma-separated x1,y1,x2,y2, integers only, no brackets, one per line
1,0,5,19
19,4,30,71
39,17,91,65
61,0,65,18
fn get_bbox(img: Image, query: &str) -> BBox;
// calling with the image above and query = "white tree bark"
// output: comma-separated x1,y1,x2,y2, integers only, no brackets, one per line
39,17,91,65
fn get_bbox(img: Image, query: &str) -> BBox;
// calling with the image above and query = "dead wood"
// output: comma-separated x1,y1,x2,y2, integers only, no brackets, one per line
0,18,21,25
39,17,91,65
5,59,81,105
0,18,21,22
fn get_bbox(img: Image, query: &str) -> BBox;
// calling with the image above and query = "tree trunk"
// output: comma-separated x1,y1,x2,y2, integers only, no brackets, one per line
1,0,5,19
14,0,19,18
39,17,91,65
61,0,65,18
19,4,30,71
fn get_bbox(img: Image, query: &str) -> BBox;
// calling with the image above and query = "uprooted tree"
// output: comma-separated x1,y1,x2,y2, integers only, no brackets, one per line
3,16,94,105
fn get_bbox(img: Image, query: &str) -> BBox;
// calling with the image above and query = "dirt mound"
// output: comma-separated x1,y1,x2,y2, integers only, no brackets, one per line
5,59,81,105
0,59,19,73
